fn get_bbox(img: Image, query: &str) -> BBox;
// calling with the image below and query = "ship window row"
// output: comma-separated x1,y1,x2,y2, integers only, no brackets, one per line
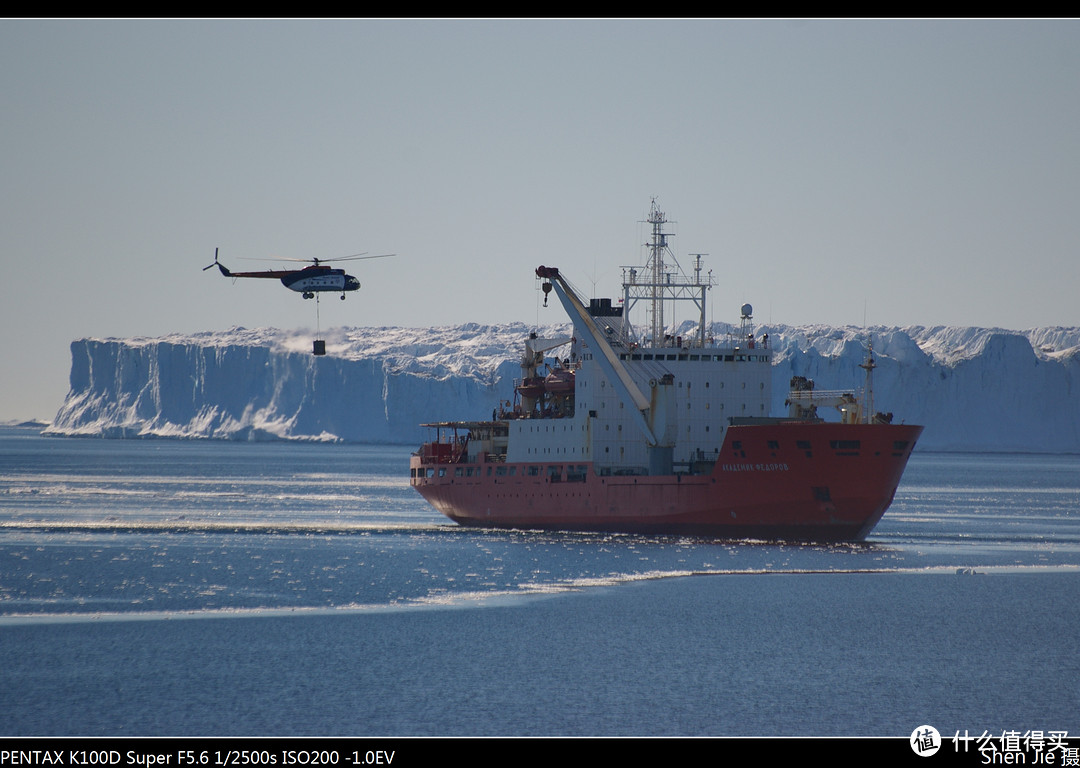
619,353,770,363
598,381,768,393
678,380,764,388
722,439,913,455
413,464,590,482
596,400,766,418
725,438,865,454
523,445,586,455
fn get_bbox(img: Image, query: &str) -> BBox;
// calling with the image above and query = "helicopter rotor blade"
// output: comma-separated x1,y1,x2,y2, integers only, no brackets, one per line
237,256,327,265
237,252,395,264
330,253,395,262
202,247,220,271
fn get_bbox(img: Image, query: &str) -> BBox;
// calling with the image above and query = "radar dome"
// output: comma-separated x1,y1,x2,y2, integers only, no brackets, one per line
741,303,753,318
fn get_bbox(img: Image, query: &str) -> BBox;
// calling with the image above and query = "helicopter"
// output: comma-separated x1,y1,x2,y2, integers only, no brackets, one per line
203,248,392,300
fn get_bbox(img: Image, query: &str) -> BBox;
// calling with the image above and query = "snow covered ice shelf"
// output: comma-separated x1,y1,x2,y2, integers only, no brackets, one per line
45,323,1080,453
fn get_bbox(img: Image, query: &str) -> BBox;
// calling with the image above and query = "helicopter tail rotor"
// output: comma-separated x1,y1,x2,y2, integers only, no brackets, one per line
203,248,232,277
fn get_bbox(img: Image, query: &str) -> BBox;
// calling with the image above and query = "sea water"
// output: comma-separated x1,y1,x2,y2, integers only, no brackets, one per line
0,426,1078,736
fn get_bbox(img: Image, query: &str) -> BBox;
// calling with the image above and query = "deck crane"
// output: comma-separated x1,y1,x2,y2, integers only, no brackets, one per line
536,266,677,475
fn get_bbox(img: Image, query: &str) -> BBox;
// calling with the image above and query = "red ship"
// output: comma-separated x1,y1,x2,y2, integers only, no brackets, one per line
410,202,922,541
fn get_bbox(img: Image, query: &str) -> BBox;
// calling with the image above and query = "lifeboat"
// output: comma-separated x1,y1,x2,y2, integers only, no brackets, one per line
544,367,575,394
515,377,546,399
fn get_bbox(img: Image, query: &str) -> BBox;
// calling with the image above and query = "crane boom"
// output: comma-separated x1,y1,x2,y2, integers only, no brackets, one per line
536,265,661,448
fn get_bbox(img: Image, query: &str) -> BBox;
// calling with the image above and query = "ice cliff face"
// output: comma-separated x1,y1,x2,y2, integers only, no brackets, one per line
46,323,1080,452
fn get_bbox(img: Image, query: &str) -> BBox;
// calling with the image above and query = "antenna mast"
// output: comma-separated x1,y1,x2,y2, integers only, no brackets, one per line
646,200,671,345
859,337,876,423
620,199,714,348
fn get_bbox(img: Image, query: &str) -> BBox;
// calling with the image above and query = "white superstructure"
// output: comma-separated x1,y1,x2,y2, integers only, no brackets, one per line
506,200,773,476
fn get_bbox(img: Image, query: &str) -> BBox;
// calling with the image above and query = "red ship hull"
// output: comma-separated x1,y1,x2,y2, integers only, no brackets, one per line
410,421,923,542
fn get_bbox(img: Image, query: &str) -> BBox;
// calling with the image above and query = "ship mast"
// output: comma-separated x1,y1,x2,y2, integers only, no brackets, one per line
646,200,671,346
621,198,713,348
859,336,876,424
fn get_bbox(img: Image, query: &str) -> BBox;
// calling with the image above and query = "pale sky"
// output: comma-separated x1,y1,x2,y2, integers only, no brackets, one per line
2,19,1078,421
